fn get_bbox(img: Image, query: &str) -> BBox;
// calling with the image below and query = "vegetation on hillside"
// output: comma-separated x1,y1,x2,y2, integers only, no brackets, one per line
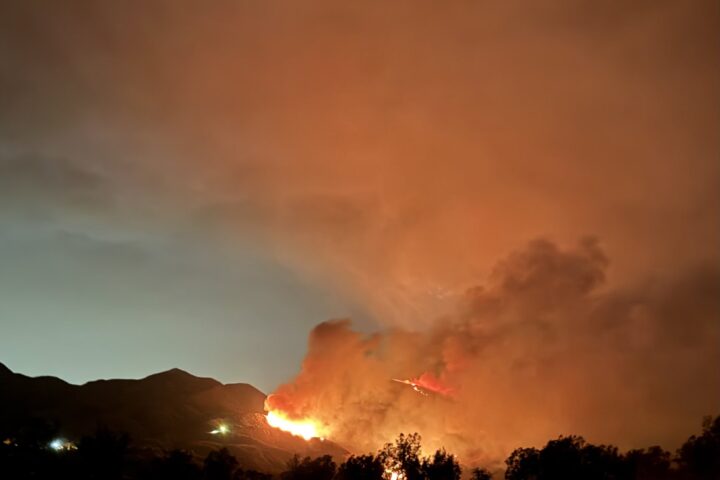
1,416,717,479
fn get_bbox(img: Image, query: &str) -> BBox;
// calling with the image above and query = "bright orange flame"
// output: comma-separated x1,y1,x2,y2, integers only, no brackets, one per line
266,410,326,440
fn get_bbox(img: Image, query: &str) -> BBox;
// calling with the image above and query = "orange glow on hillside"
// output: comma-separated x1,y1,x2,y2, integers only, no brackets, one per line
266,410,326,440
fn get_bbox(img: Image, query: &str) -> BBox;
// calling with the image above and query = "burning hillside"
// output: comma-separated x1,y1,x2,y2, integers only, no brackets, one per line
262,239,720,468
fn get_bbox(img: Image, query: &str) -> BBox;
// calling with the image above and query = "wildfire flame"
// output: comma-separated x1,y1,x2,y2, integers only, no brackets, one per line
393,373,454,397
392,378,429,396
266,410,326,441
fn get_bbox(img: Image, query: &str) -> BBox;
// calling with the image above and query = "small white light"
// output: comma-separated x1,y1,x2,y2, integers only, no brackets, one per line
49,439,65,451
210,423,230,435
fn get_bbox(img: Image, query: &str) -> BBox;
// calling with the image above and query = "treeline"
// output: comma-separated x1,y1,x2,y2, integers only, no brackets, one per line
1,416,717,479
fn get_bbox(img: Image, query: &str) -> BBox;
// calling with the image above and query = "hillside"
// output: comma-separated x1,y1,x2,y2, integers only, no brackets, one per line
0,363,345,472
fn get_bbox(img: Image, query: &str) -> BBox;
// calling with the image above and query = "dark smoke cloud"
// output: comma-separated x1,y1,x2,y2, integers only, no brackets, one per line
268,239,720,468
0,0,717,457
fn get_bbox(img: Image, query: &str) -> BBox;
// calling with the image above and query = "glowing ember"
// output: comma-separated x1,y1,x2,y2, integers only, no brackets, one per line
392,378,429,396
392,373,455,397
385,469,402,480
266,410,325,440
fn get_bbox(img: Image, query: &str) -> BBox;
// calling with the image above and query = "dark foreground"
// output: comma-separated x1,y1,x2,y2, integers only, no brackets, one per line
1,416,718,480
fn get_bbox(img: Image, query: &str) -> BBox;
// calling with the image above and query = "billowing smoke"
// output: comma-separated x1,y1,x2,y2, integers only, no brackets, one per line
1,2,717,458
267,238,720,468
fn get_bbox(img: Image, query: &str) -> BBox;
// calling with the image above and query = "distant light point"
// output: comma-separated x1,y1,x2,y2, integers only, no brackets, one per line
210,423,230,435
48,438,75,451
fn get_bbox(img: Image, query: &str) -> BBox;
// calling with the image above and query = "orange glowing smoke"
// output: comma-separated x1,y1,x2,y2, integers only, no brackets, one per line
266,410,326,440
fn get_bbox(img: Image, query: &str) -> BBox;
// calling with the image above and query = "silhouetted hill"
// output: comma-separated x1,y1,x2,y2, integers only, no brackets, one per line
0,362,13,376
0,362,345,472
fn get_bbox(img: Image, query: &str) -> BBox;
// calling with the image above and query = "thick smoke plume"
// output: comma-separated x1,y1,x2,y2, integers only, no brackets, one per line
1,2,717,451
268,238,720,468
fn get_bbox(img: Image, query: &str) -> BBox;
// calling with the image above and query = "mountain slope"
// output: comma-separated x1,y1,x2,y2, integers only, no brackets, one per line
0,362,344,472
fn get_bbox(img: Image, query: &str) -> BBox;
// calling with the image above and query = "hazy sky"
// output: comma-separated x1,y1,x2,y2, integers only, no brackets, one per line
1,0,718,417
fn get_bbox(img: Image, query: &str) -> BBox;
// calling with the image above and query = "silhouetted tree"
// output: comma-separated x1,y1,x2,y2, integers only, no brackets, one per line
204,448,239,480
337,453,385,480
78,427,130,480
622,446,673,480
281,454,336,480
505,436,624,480
149,449,201,480
6,416,720,480
537,436,586,479
676,415,720,480
505,447,540,480
578,442,623,479
380,433,424,480
233,467,273,480
471,467,493,480
422,448,461,480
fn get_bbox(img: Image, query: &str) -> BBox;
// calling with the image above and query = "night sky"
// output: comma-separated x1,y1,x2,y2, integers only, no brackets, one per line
0,0,718,450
